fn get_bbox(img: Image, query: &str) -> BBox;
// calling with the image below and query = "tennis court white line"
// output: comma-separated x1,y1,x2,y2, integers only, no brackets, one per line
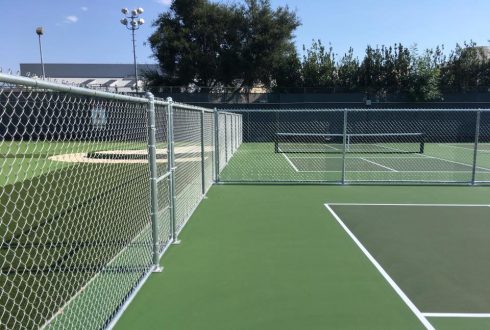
298,170,490,173
282,146,490,173
372,143,410,153
330,202,490,207
324,204,434,330
324,144,342,151
422,313,490,318
379,144,490,171
438,144,490,153
420,153,490,172
374,143,490,171
288,156,426,159
359,157,398,172
278,147,299,172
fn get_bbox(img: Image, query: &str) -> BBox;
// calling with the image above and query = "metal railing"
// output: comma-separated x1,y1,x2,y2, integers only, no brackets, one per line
0,73,240,329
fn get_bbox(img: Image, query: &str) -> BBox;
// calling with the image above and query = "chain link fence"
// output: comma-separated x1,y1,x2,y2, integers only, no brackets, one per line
215,109,490,184
0,73,242,330
4,71,490,329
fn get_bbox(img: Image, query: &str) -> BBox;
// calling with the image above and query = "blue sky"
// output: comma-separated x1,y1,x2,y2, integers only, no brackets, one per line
2,0,490,72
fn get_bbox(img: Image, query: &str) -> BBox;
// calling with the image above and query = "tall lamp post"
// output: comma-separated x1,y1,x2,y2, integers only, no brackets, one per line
120,7,145,92
35,27,46,79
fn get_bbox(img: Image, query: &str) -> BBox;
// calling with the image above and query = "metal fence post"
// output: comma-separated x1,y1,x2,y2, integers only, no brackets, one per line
225,114,229,162
146,92,163,272
341,109,348,184
200,110,206,195
471,109,481,184
214,108,220,183
167,97,180,244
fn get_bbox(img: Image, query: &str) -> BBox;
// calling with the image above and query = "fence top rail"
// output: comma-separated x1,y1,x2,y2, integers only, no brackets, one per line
0,72,151,104
218,110,244,116
218,108,490,112
170,100,214,113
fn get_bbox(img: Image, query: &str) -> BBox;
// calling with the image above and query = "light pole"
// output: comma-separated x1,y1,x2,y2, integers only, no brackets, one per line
35,27,45,79
121,7,145,92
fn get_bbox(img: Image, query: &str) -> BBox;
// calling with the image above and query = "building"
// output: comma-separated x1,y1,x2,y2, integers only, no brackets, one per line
19,63,160,92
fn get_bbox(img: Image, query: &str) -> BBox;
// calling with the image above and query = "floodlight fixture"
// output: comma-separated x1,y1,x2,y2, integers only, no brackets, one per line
35,27,45,79
120,7,145,92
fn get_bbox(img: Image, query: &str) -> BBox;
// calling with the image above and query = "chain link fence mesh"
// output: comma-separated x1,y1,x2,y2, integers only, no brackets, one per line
216,109,490,184
477,111,490,183
3,71,490,330
203,112,214,192
216,112,242,176
153,103,172,256
0,74,226,330
172,107,203,233
218,113,226,172
0,87,153,329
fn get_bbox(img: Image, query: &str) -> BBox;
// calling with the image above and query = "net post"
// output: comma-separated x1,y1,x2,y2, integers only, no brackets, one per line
167,97,180,244
200,109,206,196
341,109,348,184
214,108,220,183
145,92,163,272
471,109,481,184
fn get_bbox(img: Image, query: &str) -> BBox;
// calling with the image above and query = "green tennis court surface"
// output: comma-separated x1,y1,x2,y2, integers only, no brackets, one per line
218,143,490,183
115,185,490,330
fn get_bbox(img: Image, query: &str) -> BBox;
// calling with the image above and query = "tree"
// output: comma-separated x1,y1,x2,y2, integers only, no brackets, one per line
270,43,302,91
440,41,489,92
337,48,359,91
301,40,336,89
409,48,442,101
147,0,300,92
359,46,384,97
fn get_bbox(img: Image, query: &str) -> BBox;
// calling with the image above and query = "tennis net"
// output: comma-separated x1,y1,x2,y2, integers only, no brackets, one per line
275,132,425,154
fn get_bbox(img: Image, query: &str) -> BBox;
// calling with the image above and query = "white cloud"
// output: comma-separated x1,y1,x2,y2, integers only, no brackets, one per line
81,6,88,11
154,0,172,6
64,16,79,23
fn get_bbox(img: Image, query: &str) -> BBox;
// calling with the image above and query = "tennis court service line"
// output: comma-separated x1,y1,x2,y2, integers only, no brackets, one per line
422,313,490,318
368,142,490,171
359,157,398,172
438,144,490,153
324,204,435,330
278,147,299,172
419,153,490,172
371,143,410,153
